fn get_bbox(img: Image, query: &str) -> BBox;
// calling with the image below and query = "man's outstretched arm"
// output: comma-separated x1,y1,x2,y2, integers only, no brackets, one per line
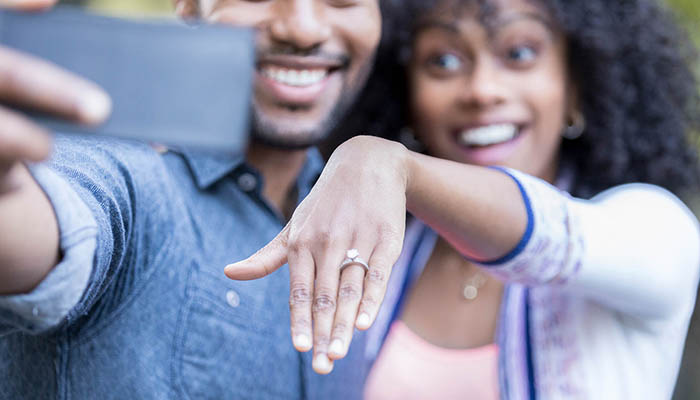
0,0,110,295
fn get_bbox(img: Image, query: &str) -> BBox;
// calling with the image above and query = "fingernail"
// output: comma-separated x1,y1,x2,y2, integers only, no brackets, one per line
329,339,343,356
357,313,371,329
294,334,312,351
313,354,332,374
78,88,112,125
223,263,241,276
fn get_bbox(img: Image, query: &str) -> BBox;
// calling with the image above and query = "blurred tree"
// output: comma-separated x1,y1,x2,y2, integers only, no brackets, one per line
667,0,700,50
668,0,700,22
61,0,171,15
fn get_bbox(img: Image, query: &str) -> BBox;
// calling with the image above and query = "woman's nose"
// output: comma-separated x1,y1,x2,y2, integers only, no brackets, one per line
457,59,508,109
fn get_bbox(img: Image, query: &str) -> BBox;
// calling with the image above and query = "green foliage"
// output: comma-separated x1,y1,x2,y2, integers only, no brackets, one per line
668,0,700,20
667,0,700,46
82,0,172,15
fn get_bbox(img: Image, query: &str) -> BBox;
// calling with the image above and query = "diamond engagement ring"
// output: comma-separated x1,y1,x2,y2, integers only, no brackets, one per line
340,249,370,274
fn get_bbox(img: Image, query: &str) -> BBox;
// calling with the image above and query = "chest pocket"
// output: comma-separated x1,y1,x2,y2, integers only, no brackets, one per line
173,262,302,400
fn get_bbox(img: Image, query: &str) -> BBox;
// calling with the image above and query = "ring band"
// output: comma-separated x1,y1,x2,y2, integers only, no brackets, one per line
340,248,370,274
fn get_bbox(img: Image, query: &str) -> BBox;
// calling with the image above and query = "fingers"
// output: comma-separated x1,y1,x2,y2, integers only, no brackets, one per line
0,0,57,11
224,230,288,280
356,238,403,331
310,244,344,375
288,249,314,353
0,106,51,163
0,46,111,125
328,245,371,361
0,106,49,191
328,265,365,360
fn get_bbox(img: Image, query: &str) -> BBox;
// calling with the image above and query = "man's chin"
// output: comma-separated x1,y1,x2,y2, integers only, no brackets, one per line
250,120,329,150
250,109,344,150
251,131,322,150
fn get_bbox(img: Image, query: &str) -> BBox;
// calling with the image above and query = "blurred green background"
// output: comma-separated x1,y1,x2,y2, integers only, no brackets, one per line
670,0,700,41
65,0,700,39
58,0,700,398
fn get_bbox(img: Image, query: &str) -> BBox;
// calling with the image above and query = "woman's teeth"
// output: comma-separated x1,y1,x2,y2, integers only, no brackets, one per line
458,124,518,147
261,67,328,87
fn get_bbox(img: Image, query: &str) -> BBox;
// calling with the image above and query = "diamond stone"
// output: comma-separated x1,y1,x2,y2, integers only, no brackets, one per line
346,249,360,259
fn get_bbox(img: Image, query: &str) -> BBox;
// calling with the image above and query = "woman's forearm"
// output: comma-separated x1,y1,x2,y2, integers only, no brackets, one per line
404,150,700,320
404,150,528,262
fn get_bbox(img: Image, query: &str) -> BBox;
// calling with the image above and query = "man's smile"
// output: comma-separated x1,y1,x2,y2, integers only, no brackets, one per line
256,54,347,106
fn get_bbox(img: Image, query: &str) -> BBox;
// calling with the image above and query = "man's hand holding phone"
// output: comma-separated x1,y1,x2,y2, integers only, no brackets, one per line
0,0,110,295
0,0,110,192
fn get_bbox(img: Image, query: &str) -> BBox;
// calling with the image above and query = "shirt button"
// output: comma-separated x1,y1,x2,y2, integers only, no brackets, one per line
237,173,257,192
226,290,240,308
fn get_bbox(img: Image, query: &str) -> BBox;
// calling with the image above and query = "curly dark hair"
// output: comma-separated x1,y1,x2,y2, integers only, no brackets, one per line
330,0,700,198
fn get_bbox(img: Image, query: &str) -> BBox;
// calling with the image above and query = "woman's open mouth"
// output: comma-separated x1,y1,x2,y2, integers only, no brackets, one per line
452,123,526,165
456,123,523,148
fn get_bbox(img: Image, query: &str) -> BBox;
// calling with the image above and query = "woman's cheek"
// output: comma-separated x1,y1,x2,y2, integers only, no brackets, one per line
412,79,451,128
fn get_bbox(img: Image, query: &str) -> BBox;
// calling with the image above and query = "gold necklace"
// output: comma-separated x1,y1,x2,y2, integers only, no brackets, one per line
462,271,487,301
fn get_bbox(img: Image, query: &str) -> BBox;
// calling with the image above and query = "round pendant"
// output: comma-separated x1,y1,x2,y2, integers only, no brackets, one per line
463,285,478,300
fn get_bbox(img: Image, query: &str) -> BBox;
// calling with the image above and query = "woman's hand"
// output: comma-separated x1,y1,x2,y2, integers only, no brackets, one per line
225,136,409,374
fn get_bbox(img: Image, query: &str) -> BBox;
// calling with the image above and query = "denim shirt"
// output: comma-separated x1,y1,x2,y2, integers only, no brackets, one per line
0,135,368,400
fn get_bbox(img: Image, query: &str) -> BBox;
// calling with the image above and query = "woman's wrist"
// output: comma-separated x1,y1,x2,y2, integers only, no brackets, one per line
333,135,412,195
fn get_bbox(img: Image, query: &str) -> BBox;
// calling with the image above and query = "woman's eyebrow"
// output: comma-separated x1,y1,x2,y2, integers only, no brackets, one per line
414,12,555,37
491,12,555,32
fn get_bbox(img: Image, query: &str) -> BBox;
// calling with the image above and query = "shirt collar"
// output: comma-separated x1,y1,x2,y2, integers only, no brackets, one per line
177,147,324,192
178,149,245,189
295,147,324,196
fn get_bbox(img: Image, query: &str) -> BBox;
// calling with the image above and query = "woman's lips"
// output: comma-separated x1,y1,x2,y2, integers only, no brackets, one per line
452,123,526,165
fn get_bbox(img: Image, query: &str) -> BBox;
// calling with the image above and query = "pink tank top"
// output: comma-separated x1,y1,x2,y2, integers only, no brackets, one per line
364,321,500,400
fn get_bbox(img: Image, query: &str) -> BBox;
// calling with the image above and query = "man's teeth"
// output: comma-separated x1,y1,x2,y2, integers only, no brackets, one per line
458,124,518,146
262,67,328,87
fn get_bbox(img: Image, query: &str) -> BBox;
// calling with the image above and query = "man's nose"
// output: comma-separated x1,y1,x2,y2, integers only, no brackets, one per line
270,0,332,50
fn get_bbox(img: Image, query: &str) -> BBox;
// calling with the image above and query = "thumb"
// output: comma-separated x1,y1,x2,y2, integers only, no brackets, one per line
224,230,288,280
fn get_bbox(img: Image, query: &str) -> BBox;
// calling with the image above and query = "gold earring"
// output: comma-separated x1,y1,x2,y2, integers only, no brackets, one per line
563,110,586,140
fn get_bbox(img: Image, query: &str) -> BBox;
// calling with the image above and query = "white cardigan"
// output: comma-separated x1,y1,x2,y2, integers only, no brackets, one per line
368,169,700,399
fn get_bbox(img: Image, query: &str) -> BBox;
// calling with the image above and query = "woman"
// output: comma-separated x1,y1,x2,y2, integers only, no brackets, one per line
225,0,700,398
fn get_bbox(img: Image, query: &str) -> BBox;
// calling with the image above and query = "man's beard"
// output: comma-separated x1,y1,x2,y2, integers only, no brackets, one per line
250,58,373,150
249,98,348,150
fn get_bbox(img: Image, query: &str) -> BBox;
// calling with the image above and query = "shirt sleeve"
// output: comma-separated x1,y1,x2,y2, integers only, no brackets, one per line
0,164,97,335
0,136,172,335
479,168,700,321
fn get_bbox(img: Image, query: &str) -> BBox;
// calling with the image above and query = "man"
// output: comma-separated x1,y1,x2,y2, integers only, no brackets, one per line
0,0,381,398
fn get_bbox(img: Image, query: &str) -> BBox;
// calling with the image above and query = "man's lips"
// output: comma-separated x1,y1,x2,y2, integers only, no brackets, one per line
257,54,346,70
255,55,346,105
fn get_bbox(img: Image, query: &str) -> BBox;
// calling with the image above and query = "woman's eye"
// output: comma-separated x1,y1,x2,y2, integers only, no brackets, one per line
506,45,538,65
428,53,462,71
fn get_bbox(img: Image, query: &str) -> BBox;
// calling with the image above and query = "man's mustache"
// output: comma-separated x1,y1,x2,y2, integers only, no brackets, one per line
256,45,350,67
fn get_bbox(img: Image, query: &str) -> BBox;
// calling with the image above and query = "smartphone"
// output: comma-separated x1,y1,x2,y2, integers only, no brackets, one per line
0,7,254,154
